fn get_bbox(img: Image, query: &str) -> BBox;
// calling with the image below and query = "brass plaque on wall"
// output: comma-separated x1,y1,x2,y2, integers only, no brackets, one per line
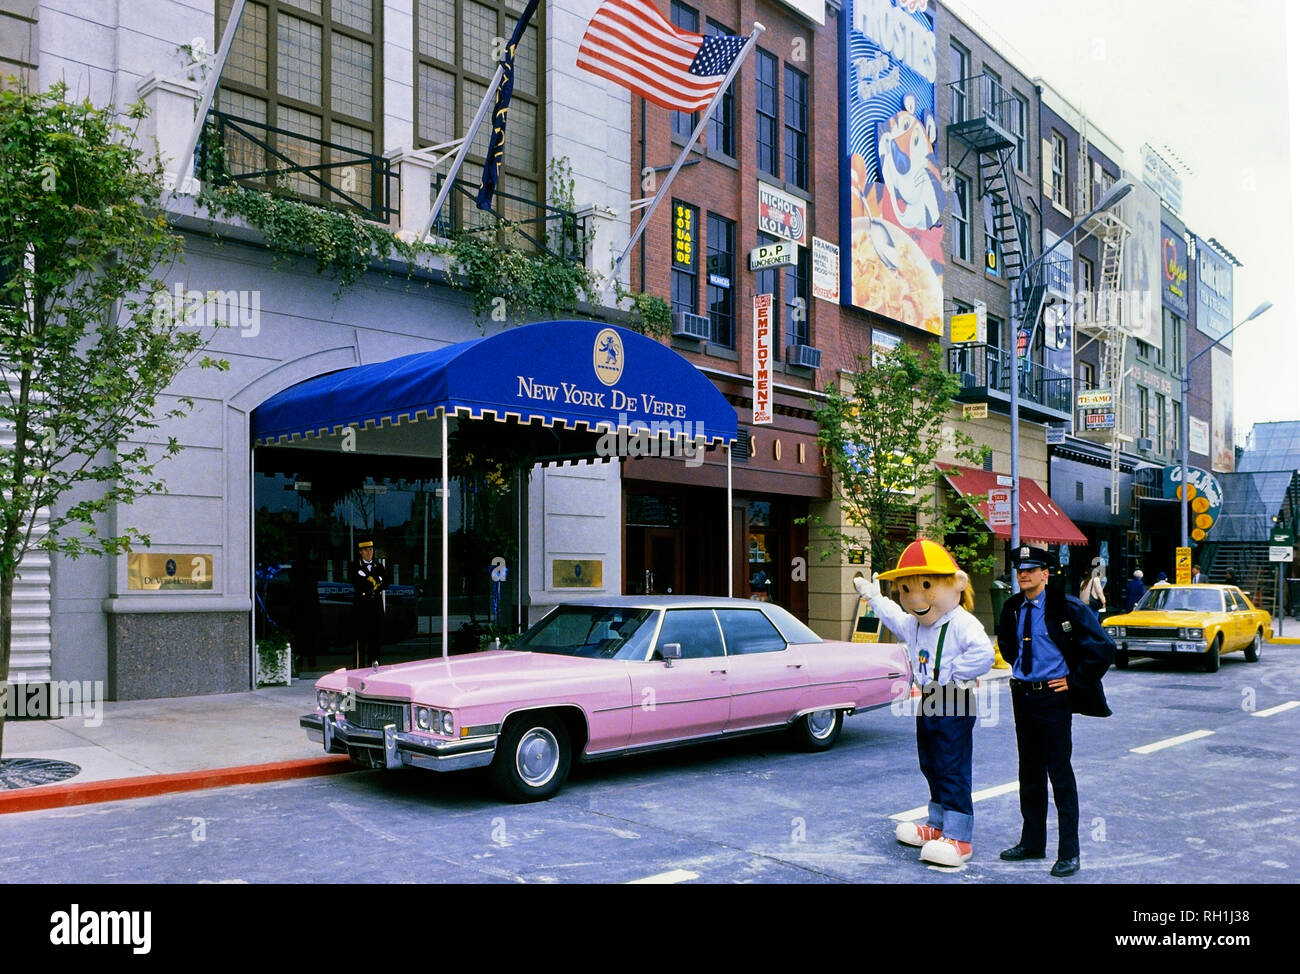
128,553,214,590
552,560,603,588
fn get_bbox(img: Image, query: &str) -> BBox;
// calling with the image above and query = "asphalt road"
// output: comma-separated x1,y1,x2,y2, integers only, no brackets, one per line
3,648,1297,884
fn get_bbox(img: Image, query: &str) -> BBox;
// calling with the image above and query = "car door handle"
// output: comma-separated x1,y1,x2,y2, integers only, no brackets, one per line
786,663,804,669
710,668,727,675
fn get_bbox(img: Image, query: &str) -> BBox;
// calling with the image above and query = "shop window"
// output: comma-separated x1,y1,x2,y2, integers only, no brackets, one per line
747,501,776,601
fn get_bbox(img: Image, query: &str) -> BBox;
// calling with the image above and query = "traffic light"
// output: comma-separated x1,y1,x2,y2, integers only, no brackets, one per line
1177,485,1217,541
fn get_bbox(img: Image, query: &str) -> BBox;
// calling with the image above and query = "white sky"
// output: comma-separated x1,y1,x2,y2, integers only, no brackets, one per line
943,0,1296,441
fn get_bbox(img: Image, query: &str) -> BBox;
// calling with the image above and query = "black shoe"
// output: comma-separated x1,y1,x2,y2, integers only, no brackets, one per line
999,844,1047,861
1050,856,1080,877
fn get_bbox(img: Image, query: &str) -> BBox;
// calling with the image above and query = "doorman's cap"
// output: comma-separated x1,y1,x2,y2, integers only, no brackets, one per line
356,540,374,549
877,539,960,580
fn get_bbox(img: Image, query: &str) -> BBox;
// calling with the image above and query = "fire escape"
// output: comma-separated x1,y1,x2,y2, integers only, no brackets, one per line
946,75,1071,421
1071,114,1132,517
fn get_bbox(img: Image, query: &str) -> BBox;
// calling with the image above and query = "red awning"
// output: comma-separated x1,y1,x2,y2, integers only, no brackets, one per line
941,464,1088,546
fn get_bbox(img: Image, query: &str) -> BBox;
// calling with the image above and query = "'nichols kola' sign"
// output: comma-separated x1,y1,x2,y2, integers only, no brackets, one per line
753,294,773,425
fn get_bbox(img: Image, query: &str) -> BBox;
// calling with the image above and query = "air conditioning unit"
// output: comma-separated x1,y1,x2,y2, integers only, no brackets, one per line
672,311,710,341
788,344,823,369
1136,437,1154,451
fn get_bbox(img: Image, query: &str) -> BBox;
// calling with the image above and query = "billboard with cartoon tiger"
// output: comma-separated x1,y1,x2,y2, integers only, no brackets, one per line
840,0,944,334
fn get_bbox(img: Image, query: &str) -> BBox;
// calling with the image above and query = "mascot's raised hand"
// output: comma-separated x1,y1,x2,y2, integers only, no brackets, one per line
852,572,881,601
862,539,993,869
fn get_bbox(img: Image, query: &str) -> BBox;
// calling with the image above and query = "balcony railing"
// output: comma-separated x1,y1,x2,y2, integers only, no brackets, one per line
948,344,1072,416
198,110,397,223
947,74,1019,152
430,174,587,263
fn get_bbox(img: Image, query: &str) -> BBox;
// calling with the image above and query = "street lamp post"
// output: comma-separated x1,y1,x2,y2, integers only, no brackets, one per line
1009,180,1133,556
1179,300,1273,550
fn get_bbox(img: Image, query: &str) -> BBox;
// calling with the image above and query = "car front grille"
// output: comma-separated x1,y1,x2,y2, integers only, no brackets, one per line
1127,628,1182,640
349,698,409,732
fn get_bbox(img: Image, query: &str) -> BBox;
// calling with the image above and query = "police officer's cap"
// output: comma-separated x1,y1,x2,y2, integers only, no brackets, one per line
1013,545,1055,571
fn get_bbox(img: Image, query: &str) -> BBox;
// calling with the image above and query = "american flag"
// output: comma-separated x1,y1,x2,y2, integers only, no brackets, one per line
576,0,749,113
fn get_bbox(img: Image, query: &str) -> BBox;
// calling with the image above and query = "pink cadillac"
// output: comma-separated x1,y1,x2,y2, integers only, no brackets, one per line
301,597,908,801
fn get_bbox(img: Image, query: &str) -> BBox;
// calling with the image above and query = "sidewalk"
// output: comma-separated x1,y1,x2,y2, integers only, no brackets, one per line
1,680,348,814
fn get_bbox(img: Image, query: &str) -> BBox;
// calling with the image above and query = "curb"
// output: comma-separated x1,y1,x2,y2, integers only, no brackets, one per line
0,755,353,815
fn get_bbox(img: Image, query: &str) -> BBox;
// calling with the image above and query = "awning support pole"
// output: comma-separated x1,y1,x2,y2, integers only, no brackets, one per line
726,444,733,598
442,409,450,659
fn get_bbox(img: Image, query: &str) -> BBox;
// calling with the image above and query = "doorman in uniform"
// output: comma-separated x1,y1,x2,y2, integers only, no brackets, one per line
996,545,1115,878
350,539,388,666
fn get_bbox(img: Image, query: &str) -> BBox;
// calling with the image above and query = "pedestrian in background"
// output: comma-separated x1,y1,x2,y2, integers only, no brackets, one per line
1225,568,1239,588
1191,564,1204,584
1125,569,1146,613
1080,562,1106,618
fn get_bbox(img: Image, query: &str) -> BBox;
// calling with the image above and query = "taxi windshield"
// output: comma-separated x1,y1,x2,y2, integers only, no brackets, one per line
511,605,656,660
1136,587,1224,613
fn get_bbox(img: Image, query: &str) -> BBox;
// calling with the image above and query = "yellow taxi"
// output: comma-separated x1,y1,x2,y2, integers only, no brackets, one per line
1102,584,1269,673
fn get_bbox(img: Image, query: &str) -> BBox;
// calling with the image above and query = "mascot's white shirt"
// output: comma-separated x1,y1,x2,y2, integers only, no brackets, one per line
867,595,993,688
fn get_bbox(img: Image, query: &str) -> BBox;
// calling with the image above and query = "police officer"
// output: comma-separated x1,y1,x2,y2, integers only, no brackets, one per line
995,545,1115,878
349,539,388,666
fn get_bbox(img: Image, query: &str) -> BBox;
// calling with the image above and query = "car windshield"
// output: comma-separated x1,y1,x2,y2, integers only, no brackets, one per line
510,606,657,660
1136,587,1224,613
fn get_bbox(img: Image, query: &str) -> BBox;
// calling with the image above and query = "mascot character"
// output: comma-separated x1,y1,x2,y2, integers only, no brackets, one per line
855,539,993,866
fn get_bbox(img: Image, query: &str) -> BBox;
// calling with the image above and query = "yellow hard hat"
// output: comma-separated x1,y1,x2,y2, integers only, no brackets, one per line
877,539,959,580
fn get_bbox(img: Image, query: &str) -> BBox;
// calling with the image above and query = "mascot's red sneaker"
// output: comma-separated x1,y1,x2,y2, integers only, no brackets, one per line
895,822,943,847
920,836,973,866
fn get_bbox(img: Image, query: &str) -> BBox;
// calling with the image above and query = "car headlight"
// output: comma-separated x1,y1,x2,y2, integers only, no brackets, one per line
415,706,432,730
1112,626,1125,638
317,690,330,711
441,711,455,735
1184,628,1203,639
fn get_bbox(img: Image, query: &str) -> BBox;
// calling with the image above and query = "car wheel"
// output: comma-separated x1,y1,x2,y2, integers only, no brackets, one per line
1202,635,1221,674
1114,651,1129,670
1245,629,1262,663
490,714,571,803
789,708,843,752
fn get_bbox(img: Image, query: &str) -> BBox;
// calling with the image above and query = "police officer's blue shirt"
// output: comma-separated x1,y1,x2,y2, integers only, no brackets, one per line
1014,590,1070,681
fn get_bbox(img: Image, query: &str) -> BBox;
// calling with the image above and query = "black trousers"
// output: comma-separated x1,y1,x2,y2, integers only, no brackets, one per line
1011,684,1079,859
354,603,385,665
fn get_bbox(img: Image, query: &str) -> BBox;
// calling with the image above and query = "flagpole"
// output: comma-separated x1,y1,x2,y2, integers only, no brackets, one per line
613,22,765,276
420,63,505,241
168,0,248,204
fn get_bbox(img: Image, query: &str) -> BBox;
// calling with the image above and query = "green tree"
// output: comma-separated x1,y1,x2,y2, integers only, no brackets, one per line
0,83,226,758
805,342,992,576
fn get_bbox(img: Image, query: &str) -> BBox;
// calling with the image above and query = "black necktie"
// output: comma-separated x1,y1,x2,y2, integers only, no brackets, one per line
1021,600,1034,675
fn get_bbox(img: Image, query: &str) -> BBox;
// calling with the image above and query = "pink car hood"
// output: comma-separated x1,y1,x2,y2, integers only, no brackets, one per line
338,650,623,705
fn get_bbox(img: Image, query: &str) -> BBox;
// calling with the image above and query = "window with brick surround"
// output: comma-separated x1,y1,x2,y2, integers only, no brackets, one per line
755,48,778,178
670,1,699,140
783,64,808,190
706,212,734,347
671,199,699,316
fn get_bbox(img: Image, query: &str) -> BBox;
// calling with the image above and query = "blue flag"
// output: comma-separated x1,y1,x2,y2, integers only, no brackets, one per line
477,0,540,211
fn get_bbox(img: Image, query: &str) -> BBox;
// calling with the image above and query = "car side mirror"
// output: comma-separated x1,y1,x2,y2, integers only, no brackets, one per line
661,642,682,667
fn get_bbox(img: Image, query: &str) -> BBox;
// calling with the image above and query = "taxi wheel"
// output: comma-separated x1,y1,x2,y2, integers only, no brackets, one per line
1114,651,1129,670
1202,635,1221,674
789,709,843,752
491,714,571,803
1245,629,1262,663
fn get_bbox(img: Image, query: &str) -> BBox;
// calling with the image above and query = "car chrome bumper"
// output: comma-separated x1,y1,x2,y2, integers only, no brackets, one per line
1121,639,1204,655
300,713,497,772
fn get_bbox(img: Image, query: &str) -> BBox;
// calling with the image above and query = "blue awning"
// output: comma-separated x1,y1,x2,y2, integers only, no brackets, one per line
252,320,738,447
